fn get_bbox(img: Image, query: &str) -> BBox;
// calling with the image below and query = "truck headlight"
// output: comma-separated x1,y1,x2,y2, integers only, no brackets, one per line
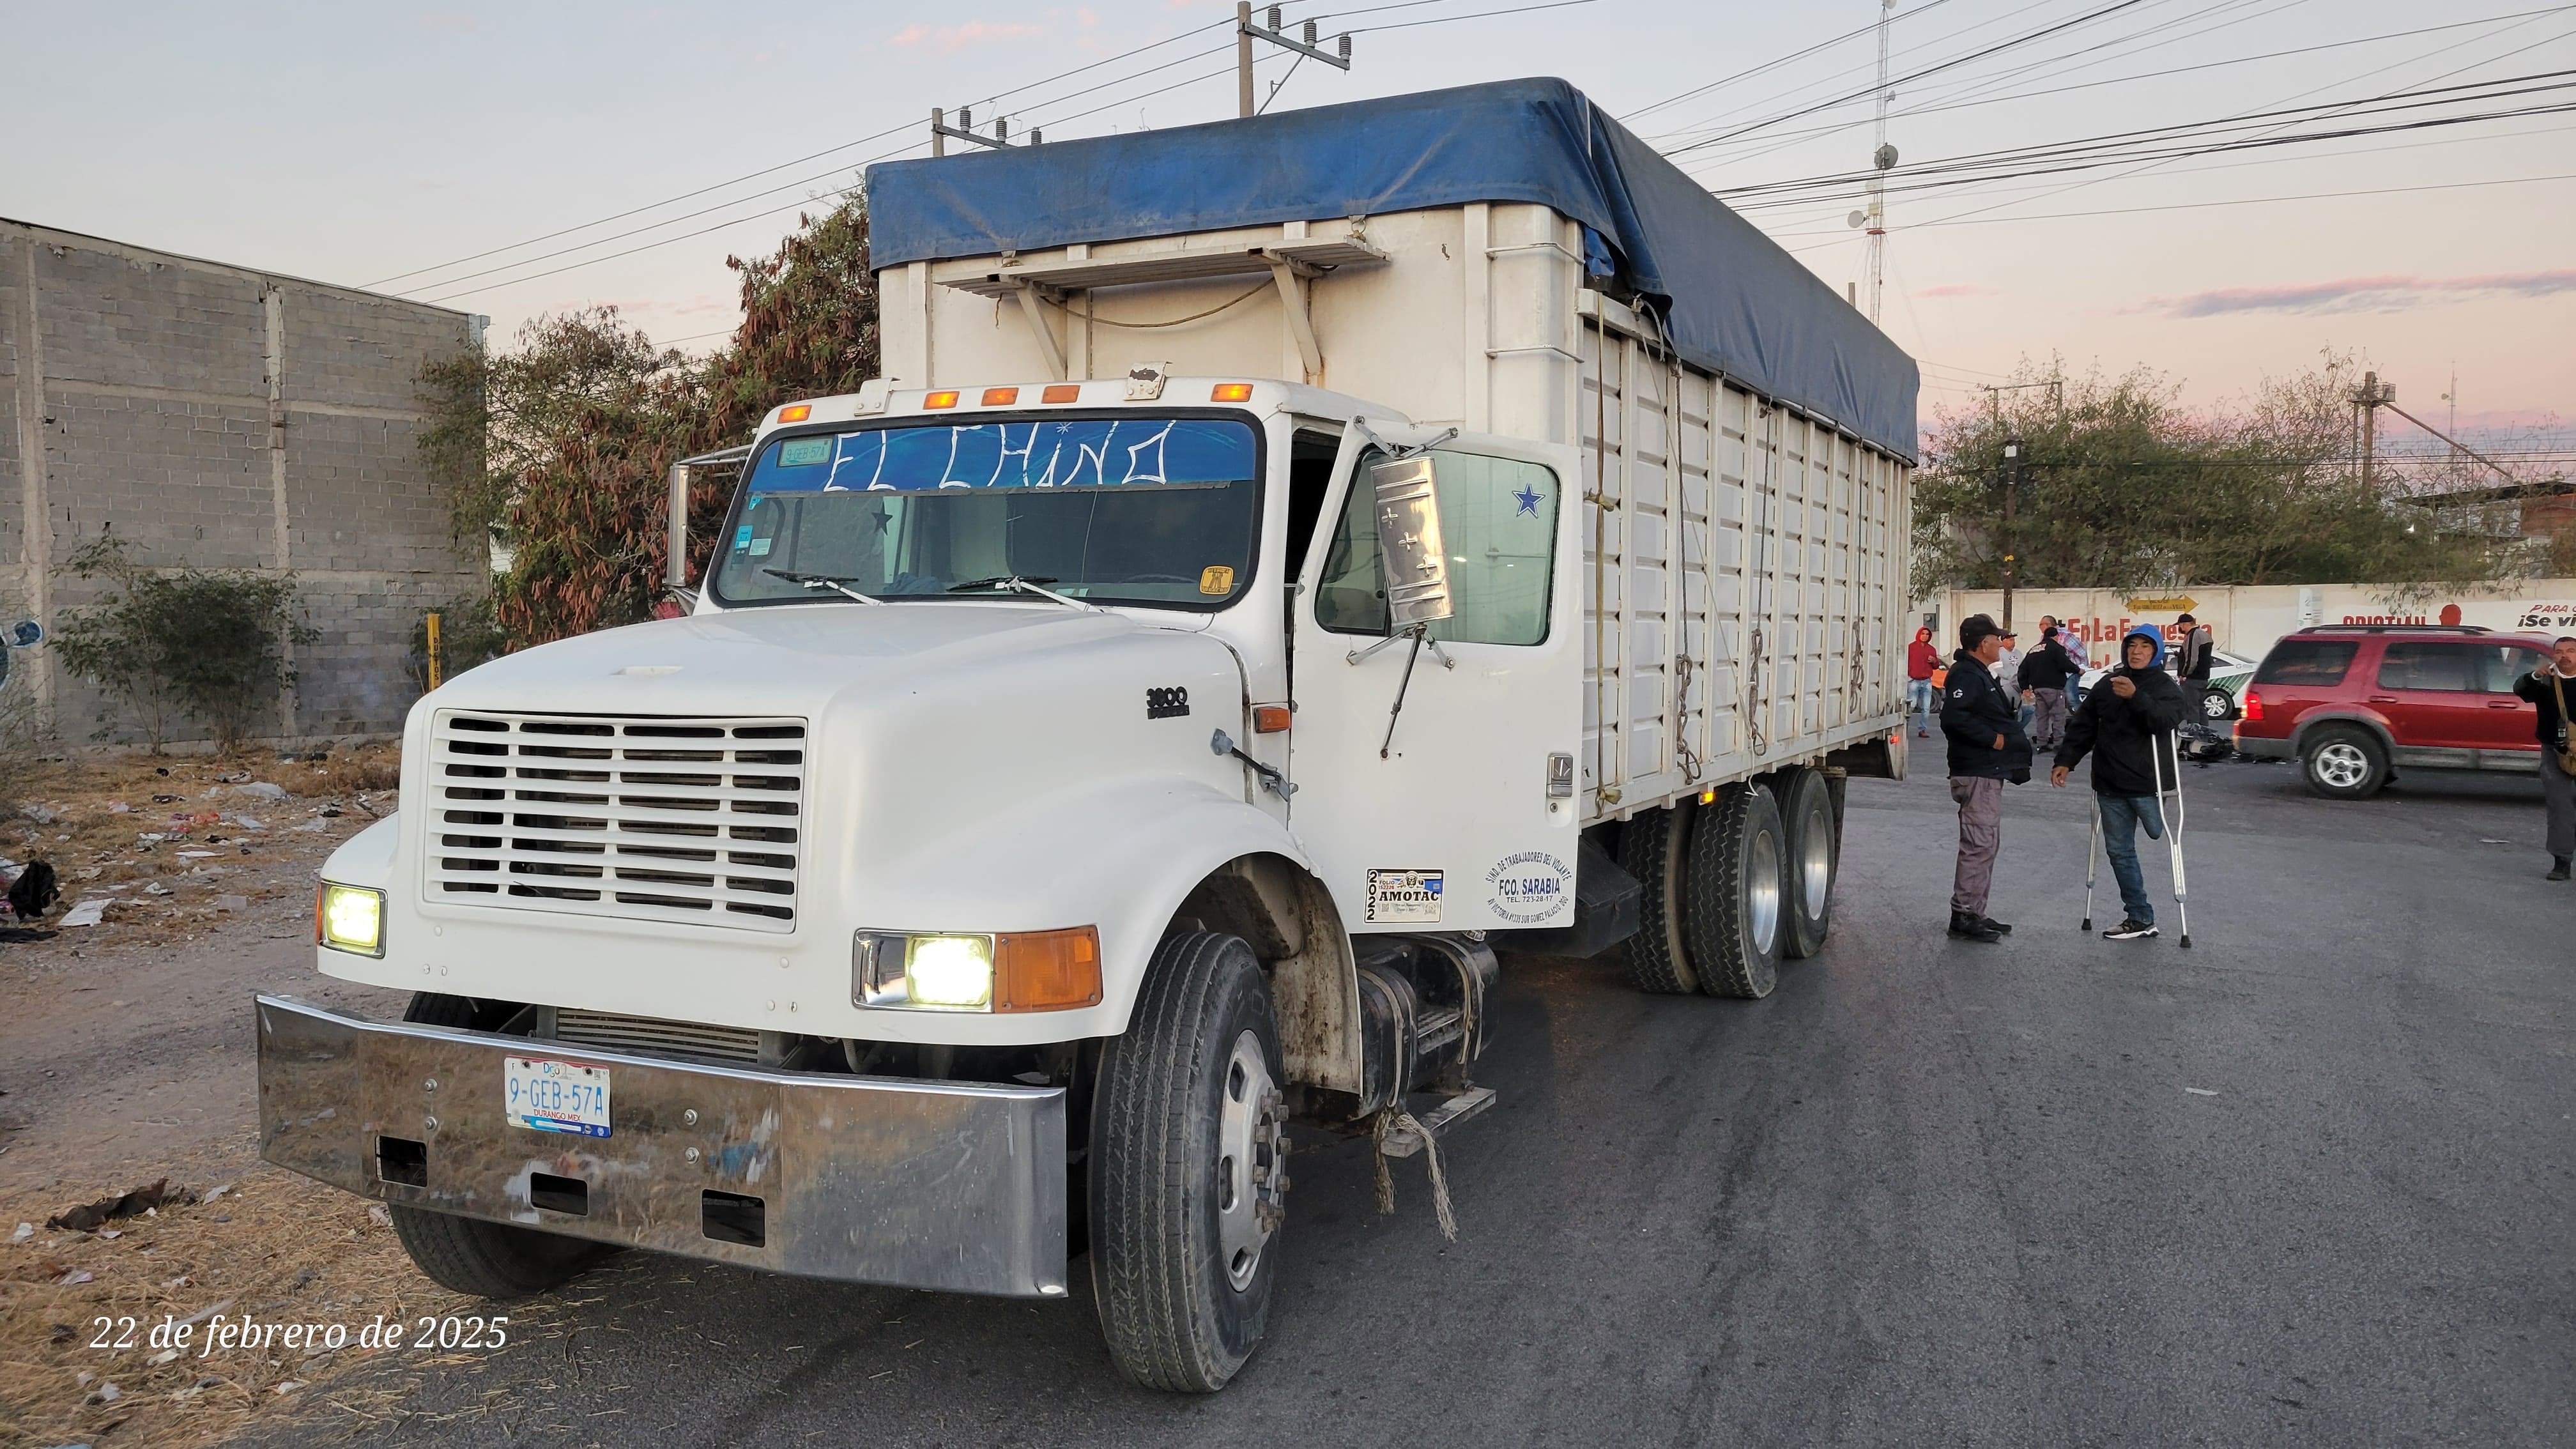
905,935,995,1009
317,883,385,957
853,928,1102,1013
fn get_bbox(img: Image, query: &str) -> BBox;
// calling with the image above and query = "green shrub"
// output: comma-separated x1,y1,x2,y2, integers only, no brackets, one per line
52,535,319,750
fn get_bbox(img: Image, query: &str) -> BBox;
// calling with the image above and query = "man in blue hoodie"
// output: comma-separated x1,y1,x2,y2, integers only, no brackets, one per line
2051,628,2187,939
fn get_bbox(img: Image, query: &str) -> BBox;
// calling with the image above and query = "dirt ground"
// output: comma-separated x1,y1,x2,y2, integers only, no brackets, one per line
0,745,544,1448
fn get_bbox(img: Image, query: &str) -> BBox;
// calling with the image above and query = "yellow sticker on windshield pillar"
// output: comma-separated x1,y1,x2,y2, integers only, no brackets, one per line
1199,565,1236,595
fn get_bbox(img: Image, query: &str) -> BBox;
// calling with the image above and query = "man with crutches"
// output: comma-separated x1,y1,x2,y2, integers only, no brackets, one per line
2051,629,2187,942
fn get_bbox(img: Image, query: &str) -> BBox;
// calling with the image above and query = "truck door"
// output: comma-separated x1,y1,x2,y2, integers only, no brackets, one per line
1288,421,1583,934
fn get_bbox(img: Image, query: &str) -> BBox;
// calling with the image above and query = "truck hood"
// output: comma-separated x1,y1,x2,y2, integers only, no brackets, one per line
430,601,1202,717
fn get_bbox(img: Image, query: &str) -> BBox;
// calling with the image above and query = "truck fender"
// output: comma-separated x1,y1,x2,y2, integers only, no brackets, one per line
2288,709,2394,758
319,812,402,889
882,778,1360,1093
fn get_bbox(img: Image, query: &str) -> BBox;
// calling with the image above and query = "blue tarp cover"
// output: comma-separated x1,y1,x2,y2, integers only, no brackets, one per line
866,78,1918,459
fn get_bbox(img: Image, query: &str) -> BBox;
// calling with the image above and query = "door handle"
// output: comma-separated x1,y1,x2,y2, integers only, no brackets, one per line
2366,695,2399,703
2488,700,2527,709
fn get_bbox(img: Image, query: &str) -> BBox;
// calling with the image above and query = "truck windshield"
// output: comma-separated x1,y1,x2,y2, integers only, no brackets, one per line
710,415,1260,610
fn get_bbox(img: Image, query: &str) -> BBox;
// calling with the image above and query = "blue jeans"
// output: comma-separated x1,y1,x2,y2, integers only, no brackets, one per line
1908,678,1935,731
2096,793,2165,925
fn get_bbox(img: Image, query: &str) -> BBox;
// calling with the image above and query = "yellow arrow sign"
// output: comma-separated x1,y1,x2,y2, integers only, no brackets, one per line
2126,595,2197,613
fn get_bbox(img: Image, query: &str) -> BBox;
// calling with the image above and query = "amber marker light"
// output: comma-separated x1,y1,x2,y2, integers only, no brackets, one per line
981,387,1020,406
1252,705,1293,733
776,404,813,423
1041,384,1082,403
1210,383,1255,402
923,390,961,410
993,927,1105,1012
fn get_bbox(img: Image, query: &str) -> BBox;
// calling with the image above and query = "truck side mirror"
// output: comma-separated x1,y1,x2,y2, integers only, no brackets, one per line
1369,455,1454,631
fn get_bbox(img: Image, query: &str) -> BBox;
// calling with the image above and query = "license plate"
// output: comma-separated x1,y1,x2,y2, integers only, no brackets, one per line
503,1056,612,1138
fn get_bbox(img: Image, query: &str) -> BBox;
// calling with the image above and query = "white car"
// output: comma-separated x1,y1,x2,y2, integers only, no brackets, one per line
2074,647,2258,721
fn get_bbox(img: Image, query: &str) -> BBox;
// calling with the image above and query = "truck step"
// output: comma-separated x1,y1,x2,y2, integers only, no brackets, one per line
1377,1086,1496,1159
1413,1004,1465,1057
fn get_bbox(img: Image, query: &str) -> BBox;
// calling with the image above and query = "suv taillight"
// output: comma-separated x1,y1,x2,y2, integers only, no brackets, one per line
2241,688,2264,722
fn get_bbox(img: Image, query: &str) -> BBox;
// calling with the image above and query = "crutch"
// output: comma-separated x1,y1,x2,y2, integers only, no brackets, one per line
2081,793,2103,933
2151,728,2193,948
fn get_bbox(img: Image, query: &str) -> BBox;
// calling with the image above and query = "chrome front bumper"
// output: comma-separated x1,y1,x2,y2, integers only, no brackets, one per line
253,995,1067,1298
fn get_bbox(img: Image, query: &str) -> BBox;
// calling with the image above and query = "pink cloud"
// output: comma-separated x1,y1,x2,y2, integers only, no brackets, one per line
891,20,1045,53
2140,269,2576,318
1917,284,1995,299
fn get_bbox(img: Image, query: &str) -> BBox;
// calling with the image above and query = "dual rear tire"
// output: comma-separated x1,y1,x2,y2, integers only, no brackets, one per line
1618,769,1837,1000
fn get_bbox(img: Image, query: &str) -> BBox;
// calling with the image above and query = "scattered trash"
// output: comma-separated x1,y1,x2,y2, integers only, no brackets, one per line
97,1229,122,1240
144,883,173,896
155,766,169,776
50,1322,77,1344
176,850,219,861
367,1203,392,1227
86,1381,123,1405
162,1274,191,1288
57,1268,93,1285
107,801,131,813
233,781,289,801
291,820,328,833
275,1379,306,1395
2479,838,2513,845
151,793,180,804
203,1184,233,1204
213,770,250,784
57,900,107,928
2183,1087,2220,1097
232,813,265,831
319,806,343,818
148,1347,183,1366
45,1178,196,1232
10,1222,30,1242
21,804,59,824
215,894,250,913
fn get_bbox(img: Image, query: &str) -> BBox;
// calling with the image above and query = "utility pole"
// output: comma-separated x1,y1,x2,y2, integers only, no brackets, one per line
2347,370,2396,490
1236,4,1353,118
1865,0,1897,325
2000,435,2024,632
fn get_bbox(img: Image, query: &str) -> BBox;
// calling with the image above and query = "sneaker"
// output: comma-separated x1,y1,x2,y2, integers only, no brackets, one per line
1917,728,1931,738
1979,916,2014,935
1948,910,2003,943
2102,919,2159,940
2550,855,2572,882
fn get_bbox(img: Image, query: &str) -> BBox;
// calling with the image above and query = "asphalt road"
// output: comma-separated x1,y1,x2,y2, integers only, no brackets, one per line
252,755,2572,1448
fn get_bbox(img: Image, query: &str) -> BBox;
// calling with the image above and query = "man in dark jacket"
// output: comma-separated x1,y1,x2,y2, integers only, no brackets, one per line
2510,634,2576,880
2051,628,2186,939
2018,625,2080,751
1941,613,2034,943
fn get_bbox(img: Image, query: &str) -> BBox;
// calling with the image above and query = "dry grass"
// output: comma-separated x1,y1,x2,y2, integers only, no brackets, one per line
0,1165,505,1449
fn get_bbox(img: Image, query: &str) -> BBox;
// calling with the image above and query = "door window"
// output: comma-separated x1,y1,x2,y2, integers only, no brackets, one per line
2473,645,2551,693
2374,641,2479,692
2254,639,2356,686
1314,450,1559,645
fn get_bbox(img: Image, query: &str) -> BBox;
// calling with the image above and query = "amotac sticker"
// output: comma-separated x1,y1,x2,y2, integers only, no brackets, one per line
1485,851,1572,925
1365,869,1443,924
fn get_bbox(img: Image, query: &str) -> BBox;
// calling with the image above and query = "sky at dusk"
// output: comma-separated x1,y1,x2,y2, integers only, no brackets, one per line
7,0,2569,449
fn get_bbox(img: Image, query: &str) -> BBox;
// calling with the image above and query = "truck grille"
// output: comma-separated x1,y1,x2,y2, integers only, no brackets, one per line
427,711,808,933
552,1009,763,1063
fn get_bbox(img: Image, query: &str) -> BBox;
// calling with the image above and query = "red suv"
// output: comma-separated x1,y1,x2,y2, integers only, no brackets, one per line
2234,625,2561,798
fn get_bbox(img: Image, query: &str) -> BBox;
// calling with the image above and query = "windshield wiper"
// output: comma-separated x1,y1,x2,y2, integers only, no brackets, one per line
761,568,885,606
945,576,1100,613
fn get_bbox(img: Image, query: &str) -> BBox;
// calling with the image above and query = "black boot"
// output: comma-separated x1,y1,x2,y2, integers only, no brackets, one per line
2550,855,2572,882
1979,916,2014,935
1948,910,2002,943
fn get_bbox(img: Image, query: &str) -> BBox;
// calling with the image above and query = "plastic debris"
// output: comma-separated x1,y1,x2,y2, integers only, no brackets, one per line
232,814,265,831
275,1379,306,1395
10,1222,29,1242
58,900,107,928
57,1268,93,1285
2183,1087,2220,1097
367,1203,392,1227
215,894,250,912
233,782,289,801
144,883,173,896
20,804,59,824
148,1347,183,1366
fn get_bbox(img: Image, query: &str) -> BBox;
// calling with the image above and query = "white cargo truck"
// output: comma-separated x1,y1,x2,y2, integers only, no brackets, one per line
258,79,1915,1391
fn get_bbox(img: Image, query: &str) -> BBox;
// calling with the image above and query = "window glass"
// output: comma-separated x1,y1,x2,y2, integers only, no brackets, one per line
2253,639,2357,686
2375,641,2478,692
1314,450,1559,645
2476,645,2552,693
709,417,1259,610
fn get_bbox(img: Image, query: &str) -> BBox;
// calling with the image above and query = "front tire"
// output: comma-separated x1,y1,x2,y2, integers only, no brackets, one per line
389,993,614,1298
1777,769,1838,960
2303,726,2387,799
1090,933,1286,1393
1683,783,1788,999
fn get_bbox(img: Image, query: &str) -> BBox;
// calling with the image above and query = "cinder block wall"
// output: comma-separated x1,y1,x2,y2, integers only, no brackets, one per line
0,218,484,746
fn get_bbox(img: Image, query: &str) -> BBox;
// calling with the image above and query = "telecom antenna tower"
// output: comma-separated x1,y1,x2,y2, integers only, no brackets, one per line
1866,0,1896,326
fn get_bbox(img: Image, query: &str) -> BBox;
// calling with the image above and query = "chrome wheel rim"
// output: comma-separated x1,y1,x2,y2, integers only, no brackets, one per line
1798,803,1832,919
1748,829,1784,954
2315,742,2368,788
2201,691,2229,719
1215,1029,1286,1291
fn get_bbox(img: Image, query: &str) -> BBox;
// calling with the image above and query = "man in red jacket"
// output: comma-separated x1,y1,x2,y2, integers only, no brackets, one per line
1906,626,1939,737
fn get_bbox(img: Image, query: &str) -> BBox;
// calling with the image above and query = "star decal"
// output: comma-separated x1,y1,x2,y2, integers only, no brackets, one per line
1513,483,1543,517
